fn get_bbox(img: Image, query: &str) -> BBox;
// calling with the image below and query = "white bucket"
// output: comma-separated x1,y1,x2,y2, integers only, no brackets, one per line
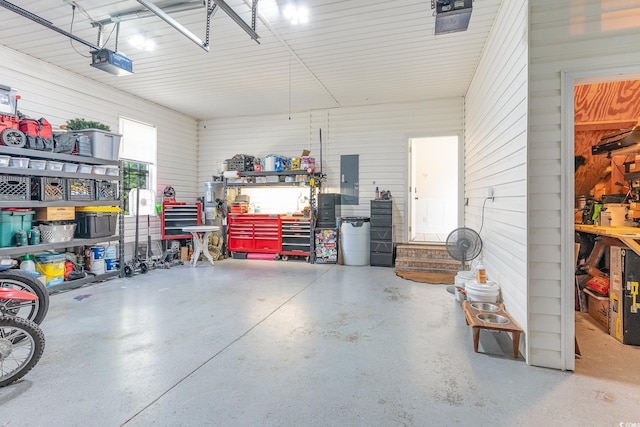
88,259,105,275
455,270,475,287
263,156,276,171
465,280,500,302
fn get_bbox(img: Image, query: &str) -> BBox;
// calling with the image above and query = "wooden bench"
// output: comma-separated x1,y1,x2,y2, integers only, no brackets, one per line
461,301,523,358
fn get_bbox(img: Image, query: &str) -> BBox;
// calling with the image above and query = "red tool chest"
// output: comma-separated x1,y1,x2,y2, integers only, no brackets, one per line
228,214,280,254
161,201,202,240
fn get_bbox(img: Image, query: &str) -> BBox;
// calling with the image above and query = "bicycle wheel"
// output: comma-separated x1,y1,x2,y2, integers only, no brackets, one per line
0,271,50,324
0,316,45,387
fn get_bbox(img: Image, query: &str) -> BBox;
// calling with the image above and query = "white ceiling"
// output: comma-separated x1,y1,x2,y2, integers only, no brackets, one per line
0,0,502,120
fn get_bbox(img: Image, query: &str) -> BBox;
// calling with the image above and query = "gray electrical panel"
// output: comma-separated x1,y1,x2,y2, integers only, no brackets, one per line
340,154,359,205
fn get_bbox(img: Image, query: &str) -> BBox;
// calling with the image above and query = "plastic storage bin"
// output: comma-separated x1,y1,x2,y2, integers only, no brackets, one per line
77,164,93,174
9,157,29,168
46,161,63,171
28,159,47,170
76,129,122,160
105,166,119,176
340,217,370,266
0,209,34,247
63,163,79,173
0,155,10,167
34,253,65,286
75,206,120,238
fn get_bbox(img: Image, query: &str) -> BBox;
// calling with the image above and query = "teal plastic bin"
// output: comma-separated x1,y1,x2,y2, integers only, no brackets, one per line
0,209,35,247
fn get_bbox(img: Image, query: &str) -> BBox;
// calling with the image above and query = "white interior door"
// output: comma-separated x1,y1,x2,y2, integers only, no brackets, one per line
410,136,459,243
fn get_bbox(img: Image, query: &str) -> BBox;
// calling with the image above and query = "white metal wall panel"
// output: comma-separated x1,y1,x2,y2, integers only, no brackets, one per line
464,1,529,355
0,46,198,245
198,99,464,241
529,1,640,370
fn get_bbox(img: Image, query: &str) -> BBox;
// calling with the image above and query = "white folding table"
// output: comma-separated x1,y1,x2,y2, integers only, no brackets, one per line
182,225,220,267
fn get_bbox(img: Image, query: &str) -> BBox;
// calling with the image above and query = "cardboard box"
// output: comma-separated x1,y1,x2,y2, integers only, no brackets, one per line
180,247,190,262
34,207,75,221
585,288,609,331
627,210,640,219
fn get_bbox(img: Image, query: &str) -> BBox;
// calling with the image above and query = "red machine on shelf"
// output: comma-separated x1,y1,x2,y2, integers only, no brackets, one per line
0,84,25,147
160,201,202,240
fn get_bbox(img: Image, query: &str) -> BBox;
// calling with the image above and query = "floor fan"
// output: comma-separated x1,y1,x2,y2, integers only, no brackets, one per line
445,227,483,293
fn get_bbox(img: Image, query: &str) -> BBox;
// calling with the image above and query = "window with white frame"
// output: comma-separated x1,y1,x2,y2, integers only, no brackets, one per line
119,118,157,214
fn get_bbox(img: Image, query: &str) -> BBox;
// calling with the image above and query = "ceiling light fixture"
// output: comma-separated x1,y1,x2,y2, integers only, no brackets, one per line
128,33,155,51
283,3,309,25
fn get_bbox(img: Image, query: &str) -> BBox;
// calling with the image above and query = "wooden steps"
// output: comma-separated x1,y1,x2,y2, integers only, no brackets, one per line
394,243,465,274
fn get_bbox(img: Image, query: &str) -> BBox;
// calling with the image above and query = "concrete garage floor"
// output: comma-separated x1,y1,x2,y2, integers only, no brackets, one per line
1,261,639,426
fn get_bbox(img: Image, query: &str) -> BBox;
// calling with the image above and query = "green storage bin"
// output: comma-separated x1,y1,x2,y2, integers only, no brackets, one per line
0,209,35,247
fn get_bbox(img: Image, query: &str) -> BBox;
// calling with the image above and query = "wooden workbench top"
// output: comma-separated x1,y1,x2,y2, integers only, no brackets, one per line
575,224,640,256
574,224,640,237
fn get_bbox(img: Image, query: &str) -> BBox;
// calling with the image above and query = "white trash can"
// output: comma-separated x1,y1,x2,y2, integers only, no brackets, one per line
340,217,370,266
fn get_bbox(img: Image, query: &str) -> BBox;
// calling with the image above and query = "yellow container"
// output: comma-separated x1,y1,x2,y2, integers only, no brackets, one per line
75,206,121,213
291,158,301,170
34,253,66,286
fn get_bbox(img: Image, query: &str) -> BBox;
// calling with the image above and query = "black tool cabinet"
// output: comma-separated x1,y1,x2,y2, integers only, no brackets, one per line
370,199,393,267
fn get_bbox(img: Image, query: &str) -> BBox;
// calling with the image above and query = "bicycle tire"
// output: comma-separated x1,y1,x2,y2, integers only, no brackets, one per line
0,316,45,387
0,271,50,324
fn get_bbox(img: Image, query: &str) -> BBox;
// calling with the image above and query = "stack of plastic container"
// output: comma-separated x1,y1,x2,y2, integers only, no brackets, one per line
104,245,118,272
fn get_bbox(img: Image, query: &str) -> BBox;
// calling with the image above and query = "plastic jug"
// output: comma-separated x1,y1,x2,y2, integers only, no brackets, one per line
20,254,36,272
14,229,28,247
28,226,41,245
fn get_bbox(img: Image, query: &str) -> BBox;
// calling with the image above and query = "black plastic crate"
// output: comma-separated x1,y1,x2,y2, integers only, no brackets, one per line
67,178,95,201
31,177,66,201
0,175,30,201
226,158,251,171
95,180,118,201
75,211,118,238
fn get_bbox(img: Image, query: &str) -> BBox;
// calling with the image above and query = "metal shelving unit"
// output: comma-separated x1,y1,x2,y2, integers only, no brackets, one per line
0,146,123,292
223,170,322,262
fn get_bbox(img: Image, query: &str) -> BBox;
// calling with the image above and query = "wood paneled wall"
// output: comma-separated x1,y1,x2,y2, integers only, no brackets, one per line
574,80,640,197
